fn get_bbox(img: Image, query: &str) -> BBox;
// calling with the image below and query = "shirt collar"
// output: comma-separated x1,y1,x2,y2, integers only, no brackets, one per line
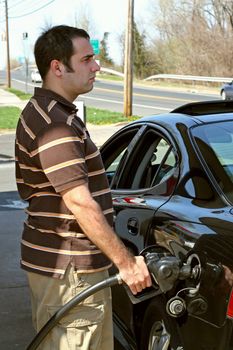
34,87,77,112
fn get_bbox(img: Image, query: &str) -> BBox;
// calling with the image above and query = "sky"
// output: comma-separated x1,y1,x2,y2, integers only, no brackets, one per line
0,0,151,69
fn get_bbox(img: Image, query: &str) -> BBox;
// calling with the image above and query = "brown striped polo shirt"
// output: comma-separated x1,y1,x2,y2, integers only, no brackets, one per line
15,87,113,278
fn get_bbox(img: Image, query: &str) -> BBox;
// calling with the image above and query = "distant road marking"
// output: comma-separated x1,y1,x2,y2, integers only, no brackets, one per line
0,200,27,209
93,86,198,103
12,80,170,111
12,79,35,88
80,95,171,111
13,78,197,103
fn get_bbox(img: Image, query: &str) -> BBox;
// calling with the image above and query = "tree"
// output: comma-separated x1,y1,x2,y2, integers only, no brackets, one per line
73,1,96,36
99,32,113,66
118,22,155,78
133,22,148,78
11,58,20,69
148,0,233,77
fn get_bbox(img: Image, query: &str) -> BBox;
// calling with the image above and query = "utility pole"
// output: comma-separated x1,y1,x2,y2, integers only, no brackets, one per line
123,0,134,117
23,32,29,93
5,0,11,88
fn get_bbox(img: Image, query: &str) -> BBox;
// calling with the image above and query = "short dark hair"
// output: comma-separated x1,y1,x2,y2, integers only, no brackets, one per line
34,25,90,80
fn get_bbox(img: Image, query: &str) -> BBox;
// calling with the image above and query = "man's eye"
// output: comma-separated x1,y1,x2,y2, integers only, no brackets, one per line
84,56,95,62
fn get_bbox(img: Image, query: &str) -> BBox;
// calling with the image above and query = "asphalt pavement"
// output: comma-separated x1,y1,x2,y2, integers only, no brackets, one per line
0,87,126,349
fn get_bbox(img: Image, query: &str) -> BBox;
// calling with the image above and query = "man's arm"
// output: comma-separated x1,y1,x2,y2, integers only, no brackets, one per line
61,183,152,295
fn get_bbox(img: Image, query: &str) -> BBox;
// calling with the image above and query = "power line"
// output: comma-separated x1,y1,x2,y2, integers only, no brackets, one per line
8,0,47,12
0,2,5,25
8,0,25,10
9,0,55,18
8,0,45,17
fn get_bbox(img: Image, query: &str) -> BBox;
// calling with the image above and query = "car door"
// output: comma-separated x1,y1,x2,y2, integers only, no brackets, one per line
102,123,179,252
101,122,180,347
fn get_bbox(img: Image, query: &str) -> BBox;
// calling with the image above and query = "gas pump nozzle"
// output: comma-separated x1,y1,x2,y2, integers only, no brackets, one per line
123,249,203,305
144,252,200,293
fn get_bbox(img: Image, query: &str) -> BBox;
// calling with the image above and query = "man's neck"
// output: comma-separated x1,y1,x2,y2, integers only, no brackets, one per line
42,82,77,103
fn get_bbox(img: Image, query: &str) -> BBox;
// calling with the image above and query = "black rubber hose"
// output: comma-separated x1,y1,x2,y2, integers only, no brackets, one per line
26,273,121,350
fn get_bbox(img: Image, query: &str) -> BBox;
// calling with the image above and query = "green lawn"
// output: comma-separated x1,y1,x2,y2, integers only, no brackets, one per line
0,88,139,129
7,88,32,100
0,106,21,129
0,105,138,130
86,107,138,124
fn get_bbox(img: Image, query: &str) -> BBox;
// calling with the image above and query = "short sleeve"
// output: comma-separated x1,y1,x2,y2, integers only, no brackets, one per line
34,122,88,193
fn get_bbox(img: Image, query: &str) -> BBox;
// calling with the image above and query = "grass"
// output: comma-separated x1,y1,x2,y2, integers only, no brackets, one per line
0,106,21,129
0,88,138,129
87,107,138,124
97,72,124,82
0,105,138,129
97,71,219,93
7,88,32,100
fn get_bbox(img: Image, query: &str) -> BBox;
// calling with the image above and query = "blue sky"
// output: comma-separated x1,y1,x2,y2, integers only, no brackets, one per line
0,0,151,69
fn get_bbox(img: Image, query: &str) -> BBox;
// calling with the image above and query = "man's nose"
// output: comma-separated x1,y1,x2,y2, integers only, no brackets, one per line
92,60,100,72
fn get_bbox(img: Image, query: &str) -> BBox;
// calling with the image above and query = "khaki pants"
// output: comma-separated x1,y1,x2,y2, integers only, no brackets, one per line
27,265,113,350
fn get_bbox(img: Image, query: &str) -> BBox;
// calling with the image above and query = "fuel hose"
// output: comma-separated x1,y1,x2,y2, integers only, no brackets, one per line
26,273,122,350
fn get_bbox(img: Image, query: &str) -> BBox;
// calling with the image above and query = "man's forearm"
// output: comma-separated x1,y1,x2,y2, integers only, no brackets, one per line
61,184,152,294
64,191,134,269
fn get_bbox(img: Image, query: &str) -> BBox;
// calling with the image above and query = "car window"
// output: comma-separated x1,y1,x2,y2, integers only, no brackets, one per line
117,129,178,193
191,121,233,203
151,140,177,187
101,126,145,188
105,148,128,186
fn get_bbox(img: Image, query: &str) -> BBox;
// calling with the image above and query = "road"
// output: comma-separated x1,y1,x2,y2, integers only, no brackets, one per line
0,129,34,349
3,68,220,116
0,190,33,349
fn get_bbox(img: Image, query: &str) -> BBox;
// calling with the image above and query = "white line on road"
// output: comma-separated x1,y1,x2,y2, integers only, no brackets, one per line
80,95,171,111
0,200,27,209
12,79,35,88
0,162,15,168
12,78,171,111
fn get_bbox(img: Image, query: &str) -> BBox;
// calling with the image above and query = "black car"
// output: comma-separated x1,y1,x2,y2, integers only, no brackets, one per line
100,100,233,350
220,81,233,100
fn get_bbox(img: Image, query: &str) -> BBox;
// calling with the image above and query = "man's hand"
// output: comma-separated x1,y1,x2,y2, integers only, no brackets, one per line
118,255,152,295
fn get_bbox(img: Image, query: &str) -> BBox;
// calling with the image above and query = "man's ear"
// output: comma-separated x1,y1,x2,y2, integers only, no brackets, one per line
50,60,64,77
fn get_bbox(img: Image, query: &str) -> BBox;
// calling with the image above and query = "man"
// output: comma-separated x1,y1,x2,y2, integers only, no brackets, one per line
15,25,151,350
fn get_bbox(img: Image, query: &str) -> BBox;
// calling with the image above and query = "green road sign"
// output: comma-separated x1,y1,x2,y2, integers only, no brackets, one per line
90,39,100,55
18,56,25,64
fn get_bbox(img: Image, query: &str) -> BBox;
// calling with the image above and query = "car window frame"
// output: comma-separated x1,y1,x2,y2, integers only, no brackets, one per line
101,124,148,189
118,126,179,191
106,123,180,196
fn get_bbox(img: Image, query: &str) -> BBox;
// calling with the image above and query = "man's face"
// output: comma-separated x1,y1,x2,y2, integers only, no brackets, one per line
62,37,100,100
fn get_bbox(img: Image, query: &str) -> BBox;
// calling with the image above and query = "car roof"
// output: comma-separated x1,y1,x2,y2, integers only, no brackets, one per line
138,100,233,127
172,100,233,115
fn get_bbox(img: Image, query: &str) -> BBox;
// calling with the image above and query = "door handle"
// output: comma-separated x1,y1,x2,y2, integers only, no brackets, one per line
127,217,139,235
